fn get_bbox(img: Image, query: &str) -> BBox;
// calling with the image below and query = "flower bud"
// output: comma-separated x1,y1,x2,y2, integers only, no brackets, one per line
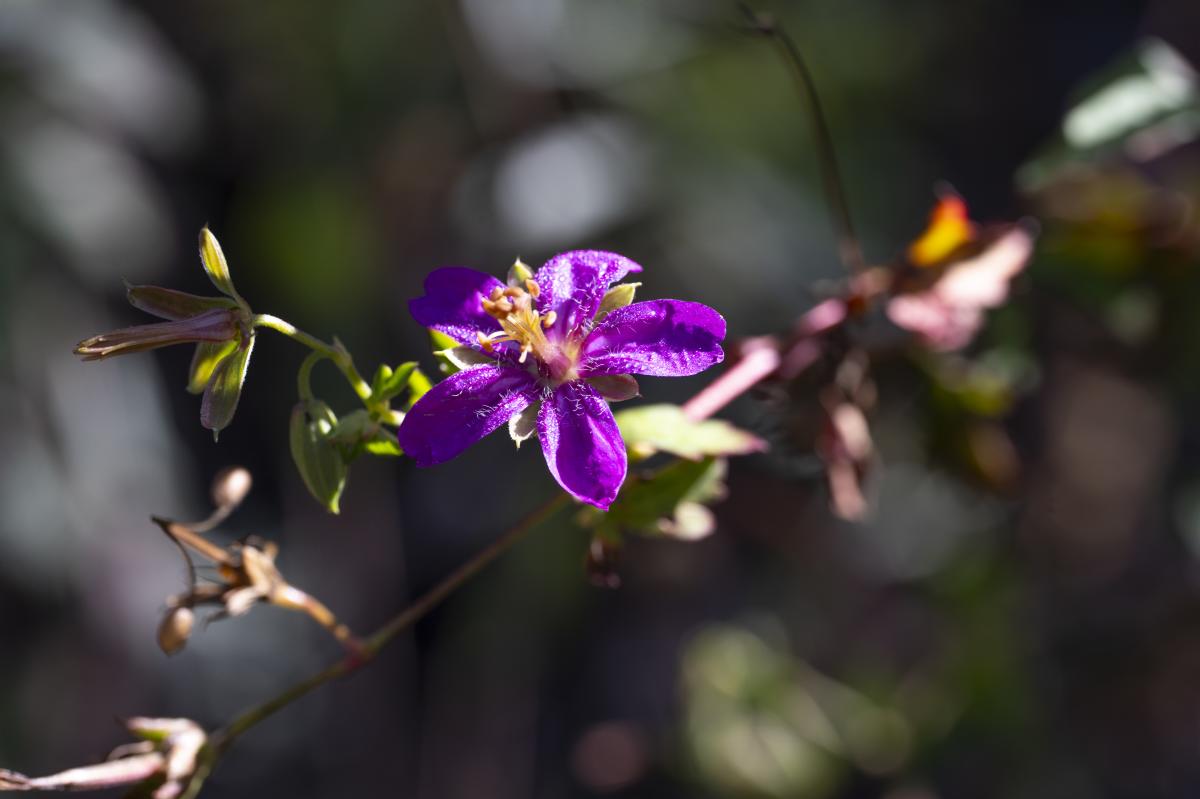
75,309,239,362
289,400,347,513
211,466,253,510
157,607,194,655
507,258,534,286
198,227,241,301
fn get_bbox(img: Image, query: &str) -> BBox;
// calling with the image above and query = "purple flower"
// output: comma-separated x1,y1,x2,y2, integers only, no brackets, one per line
397,251,726,509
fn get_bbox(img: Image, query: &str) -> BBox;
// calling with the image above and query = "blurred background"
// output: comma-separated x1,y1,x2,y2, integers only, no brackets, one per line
2,0,1200,797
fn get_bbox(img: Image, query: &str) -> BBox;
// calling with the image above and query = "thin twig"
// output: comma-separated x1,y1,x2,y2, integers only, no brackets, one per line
737,2,866,275
210,492,571,754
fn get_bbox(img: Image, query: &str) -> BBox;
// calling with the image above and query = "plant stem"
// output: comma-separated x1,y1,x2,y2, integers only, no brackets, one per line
738,3,866,276
254,314,374,403
210,492,571,754
683,341,781,422
296,351,324,402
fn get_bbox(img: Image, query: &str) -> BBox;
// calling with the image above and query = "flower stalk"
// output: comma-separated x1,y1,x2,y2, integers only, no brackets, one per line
738,1,866,276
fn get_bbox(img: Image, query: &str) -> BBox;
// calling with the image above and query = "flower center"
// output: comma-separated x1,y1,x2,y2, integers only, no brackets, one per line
478,279,573,377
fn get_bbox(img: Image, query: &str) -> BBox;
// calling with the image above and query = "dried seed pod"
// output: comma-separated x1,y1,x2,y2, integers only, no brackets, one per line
157,607,195,655
211,466,253,510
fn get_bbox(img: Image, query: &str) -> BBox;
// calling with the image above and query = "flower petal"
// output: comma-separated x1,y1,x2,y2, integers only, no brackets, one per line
537,381,627,509
578,300,725,377
935,225,1033,308
534,251,643,340
397,365,540,466
887,293,982,351
409,267,505,346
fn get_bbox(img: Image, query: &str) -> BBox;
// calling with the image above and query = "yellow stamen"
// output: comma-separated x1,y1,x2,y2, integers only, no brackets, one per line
478,277,557,367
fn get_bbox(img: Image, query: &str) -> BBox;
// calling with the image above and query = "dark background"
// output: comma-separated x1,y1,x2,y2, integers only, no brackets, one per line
2,1,1199,797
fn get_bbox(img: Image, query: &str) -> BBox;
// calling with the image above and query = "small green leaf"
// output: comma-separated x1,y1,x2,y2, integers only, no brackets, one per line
371,364,392,394
429,329,459,353
329,409,373,444
200,336,254,437
374,361,419,402
581,457,727,541
198,227,240,300
406,368,433,408
615,404,765,460
363,430,403,457
594,282,640,324
187,340,237,394
290,400,347,513
126,284,239,321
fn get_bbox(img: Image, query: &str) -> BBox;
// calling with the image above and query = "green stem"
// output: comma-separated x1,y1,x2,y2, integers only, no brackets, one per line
738,2,866,276
296,351,324,402
210,492,571,754
254,314,374,403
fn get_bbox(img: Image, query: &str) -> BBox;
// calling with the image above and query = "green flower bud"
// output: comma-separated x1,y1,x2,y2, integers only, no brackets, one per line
507,258,534,286
198,227,244,304
289,400,347,513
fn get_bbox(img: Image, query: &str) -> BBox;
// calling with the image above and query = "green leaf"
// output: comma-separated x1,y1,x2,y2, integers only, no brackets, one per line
429,328,458,353
374,361,419,402
615,404,765,461
198,227,240,300
289,400,347,513
187,340,237,394
328,409,404,459
329,409,373,444
200,336,254,437
406,368,433,408
1019,39,1200,189
582,457,727,541
363,430,403,457
594,282,639,324
126,284,239,321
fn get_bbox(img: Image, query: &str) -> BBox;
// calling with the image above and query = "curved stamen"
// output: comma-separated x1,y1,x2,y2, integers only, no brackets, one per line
480,281,555,366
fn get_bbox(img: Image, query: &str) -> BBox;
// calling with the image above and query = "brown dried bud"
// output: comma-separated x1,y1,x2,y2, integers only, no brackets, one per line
211,466,253,510
157,607,194,655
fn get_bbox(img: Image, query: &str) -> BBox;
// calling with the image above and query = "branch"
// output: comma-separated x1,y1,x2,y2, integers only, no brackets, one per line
210,491,572,754
737,2,866,275
253,313,374,404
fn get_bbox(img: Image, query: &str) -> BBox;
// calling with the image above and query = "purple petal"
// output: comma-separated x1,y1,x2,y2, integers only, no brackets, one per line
409,267,505,346
398,365,540,466
578,300,726,377
537,381,627,509
534,251,643,340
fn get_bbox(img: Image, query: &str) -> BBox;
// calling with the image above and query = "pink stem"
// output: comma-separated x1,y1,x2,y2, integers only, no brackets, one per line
682,341,781,421
682,299,846,422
